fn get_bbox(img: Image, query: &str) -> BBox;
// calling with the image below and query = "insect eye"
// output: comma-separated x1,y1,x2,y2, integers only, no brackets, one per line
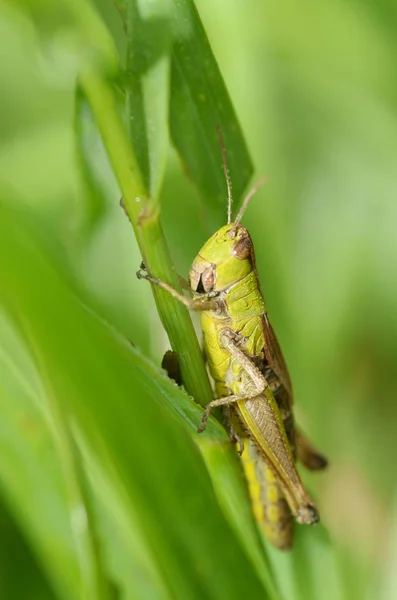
232,236,252,260
201,266,215,292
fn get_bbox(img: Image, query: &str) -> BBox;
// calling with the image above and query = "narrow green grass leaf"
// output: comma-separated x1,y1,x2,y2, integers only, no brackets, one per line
114,0,253,212
0,318,174,600
169,0,253,211
40,380,113,600
198,439,279,600
0,317,81,600
0,496,55,600
124,0,172,199
74,90,108,229
0,203,272,599
265,524,345,600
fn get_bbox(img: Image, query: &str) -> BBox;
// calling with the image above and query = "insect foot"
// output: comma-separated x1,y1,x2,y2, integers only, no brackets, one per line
136,262,150,280
136,268,148,280
197,405,212,434
296,504,320,525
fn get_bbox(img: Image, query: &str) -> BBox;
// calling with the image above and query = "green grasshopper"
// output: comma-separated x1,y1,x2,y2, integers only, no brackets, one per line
137,133,327,549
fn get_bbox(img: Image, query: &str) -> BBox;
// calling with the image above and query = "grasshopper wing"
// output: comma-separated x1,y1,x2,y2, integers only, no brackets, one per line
262,314,293,398
248,239,293,398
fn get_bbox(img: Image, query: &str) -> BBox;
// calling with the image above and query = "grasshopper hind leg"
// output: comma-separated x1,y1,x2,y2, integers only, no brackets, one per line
296,429,328,471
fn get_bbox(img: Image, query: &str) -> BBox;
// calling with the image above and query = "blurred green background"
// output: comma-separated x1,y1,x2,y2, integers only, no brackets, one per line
1,0,397,599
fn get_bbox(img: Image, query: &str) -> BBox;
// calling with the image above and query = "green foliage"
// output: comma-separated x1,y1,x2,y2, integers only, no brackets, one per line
1,0,397,599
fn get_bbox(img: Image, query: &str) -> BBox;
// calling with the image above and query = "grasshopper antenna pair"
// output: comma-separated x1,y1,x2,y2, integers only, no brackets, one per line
216,125,267,233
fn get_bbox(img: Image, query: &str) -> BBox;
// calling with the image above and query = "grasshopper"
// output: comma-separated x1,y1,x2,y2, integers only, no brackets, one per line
137,132,327,549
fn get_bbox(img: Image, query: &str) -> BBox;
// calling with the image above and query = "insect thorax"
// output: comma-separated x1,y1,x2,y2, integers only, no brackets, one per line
201,270,266,397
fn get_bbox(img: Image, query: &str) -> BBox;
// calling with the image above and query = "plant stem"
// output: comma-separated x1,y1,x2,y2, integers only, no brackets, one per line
79,67,213,407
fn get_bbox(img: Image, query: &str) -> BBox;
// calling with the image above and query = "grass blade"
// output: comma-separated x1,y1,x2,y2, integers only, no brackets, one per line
0,202,273,599
170,0,253,213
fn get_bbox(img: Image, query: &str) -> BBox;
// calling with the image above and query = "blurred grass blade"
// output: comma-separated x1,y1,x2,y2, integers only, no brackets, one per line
40,377,113,600
0,314,81,600
124,0,172,199
114,0,253,212
379,491,397,600
169,0,253,212
74,90,108,229
0,203,273,599
197,440,279,600
0,494,55,600
266,524,345,600
0,314,184,600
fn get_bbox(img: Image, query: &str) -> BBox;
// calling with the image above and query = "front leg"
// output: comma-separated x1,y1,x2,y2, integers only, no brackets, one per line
197,392,251,433
136,266,219,312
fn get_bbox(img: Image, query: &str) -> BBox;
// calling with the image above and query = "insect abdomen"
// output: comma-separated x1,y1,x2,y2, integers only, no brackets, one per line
234,371,295,550
239,436,293,549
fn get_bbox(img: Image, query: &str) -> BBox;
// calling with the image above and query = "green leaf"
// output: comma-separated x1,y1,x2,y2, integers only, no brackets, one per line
265,525,345,600
0,315,81,600
0,202,273,599
11,0,118,74
0,314,172,600
74,90,109,229
169,0,253,213
124,0,172,199
0,493,55,600
115,0,253,214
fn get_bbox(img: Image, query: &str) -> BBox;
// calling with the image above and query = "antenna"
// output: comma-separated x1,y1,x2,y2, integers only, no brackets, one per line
231,176,268,233
217,126,233,224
